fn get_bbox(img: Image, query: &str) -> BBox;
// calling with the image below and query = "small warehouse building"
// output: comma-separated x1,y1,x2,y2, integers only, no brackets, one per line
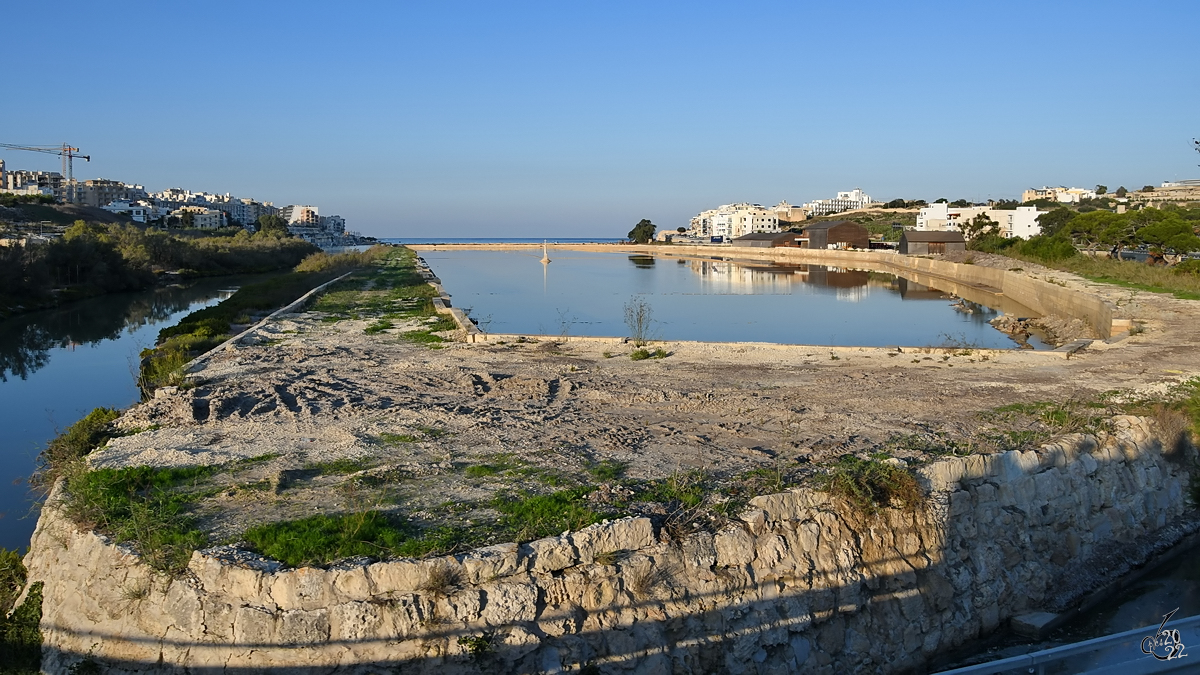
730,231,804,248
799,221,870,250
899,230,967,255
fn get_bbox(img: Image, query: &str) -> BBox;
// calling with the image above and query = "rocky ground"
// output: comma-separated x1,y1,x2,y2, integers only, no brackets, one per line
87,247,1200,554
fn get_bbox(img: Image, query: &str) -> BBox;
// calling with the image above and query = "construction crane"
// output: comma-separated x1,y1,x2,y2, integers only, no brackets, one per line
0,143,90,183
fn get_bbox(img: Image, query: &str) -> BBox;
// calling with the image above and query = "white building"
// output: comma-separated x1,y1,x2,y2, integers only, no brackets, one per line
1021,186,1097,204
803,188,874,217
688,203,778,241
170,205,225,229
915,203,1045,239
101,200,170,223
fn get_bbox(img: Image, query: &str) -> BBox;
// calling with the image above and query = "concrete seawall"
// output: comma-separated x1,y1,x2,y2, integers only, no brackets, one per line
26,416,1190,674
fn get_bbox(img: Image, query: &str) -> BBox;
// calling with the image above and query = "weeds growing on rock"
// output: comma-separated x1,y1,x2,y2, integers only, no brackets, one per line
816,455,923,516
419,561,462,596
35,407,121,486
61,463,218,574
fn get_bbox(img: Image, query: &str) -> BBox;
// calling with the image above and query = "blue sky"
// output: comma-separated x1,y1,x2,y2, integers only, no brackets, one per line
2,1,1197,237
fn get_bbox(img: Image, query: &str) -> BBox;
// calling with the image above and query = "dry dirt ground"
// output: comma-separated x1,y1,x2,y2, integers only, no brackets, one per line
90,247,1200,545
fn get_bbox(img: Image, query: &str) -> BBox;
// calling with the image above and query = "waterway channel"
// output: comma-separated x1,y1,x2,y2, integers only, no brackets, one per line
0,274,273,552
423,249,1051,349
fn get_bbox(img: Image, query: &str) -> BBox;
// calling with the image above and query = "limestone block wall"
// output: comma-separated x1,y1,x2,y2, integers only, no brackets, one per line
25,416,1187,674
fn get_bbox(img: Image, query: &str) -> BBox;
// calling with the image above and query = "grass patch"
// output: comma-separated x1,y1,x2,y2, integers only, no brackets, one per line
589,459,628,482
364,319,394,334
62,464,219,574
241,511,487,566
243,511,413,568
465,465,502,478
491,488,602,541
401,330,447,346
816,455,923,515
304,457,373,475
35,407,121,485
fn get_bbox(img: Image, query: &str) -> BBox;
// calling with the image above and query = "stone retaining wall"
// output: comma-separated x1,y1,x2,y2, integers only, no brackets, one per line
26,416,1188,674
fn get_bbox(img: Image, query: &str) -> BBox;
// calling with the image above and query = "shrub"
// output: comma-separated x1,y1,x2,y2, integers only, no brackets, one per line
37,407,121,485
816,455,923,515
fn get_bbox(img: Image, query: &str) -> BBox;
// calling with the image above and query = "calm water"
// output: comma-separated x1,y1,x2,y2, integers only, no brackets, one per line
423,249,1048,349
382,237,623,245
0,276,270,551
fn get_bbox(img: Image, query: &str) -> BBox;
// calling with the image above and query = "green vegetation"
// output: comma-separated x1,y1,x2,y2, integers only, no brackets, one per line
61,463,218,574
36,407,120,485
305,457,373,475
969,205,1200,299
139,246,393,393
815,455,922,515
627,218,656,244
243,511,414,568
0,548,41,674
589,459,628,481
0,221,320,317
629,347,668,361
491,488,602,541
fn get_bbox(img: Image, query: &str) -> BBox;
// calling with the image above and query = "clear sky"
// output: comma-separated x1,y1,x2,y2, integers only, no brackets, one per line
3,1,1197,237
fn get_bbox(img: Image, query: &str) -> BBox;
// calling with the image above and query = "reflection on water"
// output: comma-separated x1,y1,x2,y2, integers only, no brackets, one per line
0,284,235,382
0,275,273,551
423,250,1046,349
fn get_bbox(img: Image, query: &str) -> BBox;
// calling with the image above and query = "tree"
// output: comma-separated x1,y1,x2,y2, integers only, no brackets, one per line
950,199,972,208
884,198,906,209
1036,208,1074,237
1095,185,1108,195
957,213,997,244
1141,185,1156,192
627,219,655,244
257,214,291,238
1115,186,1128,197
1134,210,1200,255
676,227,686,233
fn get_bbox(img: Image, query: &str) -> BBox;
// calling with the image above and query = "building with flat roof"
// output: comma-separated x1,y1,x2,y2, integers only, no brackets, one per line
916,203,1045,239
803,188,875,217
688,203,779,241
900,230,966,255
1021,186,1096,204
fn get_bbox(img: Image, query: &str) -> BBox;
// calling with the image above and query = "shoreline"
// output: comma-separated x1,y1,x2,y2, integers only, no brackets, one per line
18,245,1200,673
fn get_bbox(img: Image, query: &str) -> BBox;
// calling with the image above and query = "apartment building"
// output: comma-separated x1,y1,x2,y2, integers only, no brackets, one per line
803,188,874,217
688,203,779,240
773,200,809,224
170,205,225,229
915,203,1044,239
2,165,64,197
1021,186,1097,204
78,179,147,207
101,200,170,223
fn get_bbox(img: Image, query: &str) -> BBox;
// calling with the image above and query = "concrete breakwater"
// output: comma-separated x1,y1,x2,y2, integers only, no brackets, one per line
25,415,1190,674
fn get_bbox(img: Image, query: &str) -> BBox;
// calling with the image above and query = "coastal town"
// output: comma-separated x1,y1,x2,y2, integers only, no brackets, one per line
2,3,1199,674
0,156,367,248
665,181,1200,255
